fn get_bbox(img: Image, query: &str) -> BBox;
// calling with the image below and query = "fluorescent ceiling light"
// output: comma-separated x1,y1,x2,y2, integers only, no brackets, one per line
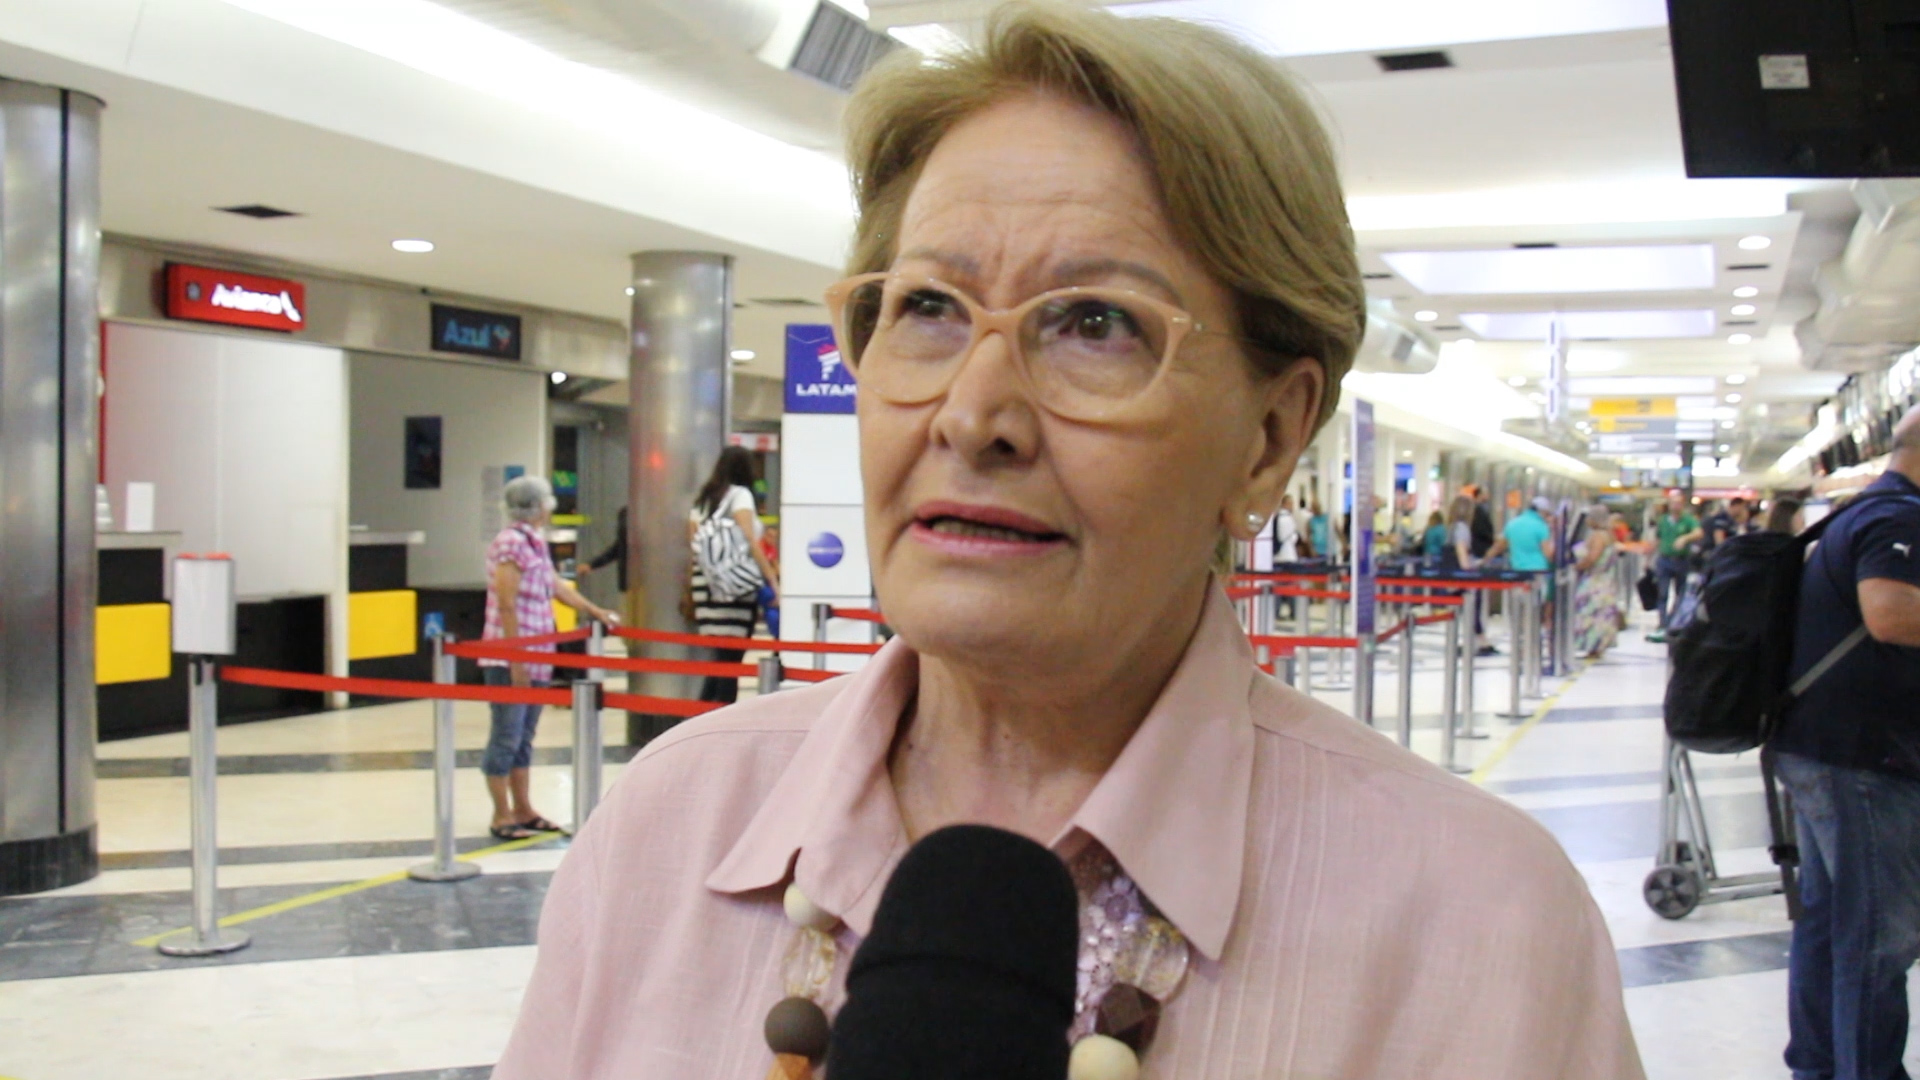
1507,375,1529,387
391,238,434,253
887,22,968,54
1571,376,1718,396
1728,333,1752,344
1117,0,1665,56
1738,235,1772,250
1348,180,1791,231
1732,286,1760,298
1566,349,1627,373
1726,373,1748,385
1383,245,1716,296
1413,309,1438,322
730,349,757,361
218,0,849,216
1459,309,1716,340
1722,420,1738,429
1725,393,1743,403
1730,303,1756,316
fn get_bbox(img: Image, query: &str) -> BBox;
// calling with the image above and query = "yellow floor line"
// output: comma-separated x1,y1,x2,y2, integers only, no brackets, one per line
133,832,562,948
1466,659,1597,786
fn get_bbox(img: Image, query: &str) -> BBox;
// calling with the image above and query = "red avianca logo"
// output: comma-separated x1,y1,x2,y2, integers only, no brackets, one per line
164,263,307,333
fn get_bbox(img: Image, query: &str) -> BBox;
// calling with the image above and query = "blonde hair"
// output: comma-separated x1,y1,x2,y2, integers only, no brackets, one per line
844,0,1365,431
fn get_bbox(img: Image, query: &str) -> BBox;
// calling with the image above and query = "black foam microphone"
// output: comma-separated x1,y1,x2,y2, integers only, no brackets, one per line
826,824,1080,1080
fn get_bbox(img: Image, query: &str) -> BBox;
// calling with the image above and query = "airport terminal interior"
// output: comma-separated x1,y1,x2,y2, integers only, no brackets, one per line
3,2,1920,1078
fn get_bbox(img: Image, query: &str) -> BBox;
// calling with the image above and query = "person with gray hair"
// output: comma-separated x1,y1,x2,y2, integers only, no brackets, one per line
480,474,619,840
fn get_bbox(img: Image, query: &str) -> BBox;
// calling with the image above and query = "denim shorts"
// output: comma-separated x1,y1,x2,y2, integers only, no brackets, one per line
481,666,546,776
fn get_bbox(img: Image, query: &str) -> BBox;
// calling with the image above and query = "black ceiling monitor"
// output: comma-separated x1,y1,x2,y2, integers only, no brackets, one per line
1667,0,1920,178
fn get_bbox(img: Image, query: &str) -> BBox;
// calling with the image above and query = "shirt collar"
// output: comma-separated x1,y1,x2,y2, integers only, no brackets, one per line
705,583,1256,960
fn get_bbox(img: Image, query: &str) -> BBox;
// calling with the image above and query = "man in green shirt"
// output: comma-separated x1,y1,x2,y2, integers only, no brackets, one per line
1648,492,1703,643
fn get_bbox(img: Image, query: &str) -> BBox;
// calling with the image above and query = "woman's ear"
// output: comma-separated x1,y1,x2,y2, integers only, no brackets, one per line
1235,358,1326,527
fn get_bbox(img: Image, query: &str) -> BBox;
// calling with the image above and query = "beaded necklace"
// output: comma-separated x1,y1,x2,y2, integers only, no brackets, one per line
761,843,1192,1080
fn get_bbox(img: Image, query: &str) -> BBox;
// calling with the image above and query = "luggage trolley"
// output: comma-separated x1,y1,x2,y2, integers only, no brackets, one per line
1642,737,1802,920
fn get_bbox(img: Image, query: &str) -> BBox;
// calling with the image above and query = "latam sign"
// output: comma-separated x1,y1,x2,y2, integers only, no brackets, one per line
164,263,307,333
784,323,855,414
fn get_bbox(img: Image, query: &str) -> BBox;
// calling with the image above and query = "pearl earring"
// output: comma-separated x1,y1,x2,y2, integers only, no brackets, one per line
1245,511,1265,533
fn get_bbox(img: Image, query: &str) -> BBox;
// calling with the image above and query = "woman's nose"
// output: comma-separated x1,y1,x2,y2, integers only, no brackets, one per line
927,329,1041,465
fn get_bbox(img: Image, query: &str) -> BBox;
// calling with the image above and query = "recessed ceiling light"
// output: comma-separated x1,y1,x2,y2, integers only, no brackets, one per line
1721,419,1737,429
1733,286,1759,298
1413,309,1438,322
730,349,756,361
1730,303,1756,316
550,371,567,385
1725,392,1742,402
1508,375,1528,387
1402,449,1414,457
1727,332,1752,344
1725,373,1748,385
1718,445,1731,453
1737,235,1772,251
625,286,636,296
391,239,434,253
1461,310,1716,340
1382,244,1715,295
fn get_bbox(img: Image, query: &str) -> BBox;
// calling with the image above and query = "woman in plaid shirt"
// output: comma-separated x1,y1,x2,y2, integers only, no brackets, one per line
483,475,619,840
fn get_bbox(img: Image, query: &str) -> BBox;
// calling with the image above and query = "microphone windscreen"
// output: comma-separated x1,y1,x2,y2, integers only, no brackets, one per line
826,824,1080,1080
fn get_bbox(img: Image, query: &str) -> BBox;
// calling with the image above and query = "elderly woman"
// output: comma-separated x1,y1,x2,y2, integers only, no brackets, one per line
496,5,1642,1078
480,475,619,840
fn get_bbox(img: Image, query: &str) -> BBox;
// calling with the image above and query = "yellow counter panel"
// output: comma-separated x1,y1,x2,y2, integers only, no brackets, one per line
96,603,172,685
348,590,418,661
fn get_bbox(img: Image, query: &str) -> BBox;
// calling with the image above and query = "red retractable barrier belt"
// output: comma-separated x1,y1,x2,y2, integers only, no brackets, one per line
1377,592,1464,606
221,665,569,706
1247,632,1359,650
612,625,882,655
1269,587,1350,601
1413,612,1458,626
828,608,887,623
601,692,723,718
1376,576,1527,591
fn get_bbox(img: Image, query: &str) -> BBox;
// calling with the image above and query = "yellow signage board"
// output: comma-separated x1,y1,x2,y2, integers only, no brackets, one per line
1589,397,1676,418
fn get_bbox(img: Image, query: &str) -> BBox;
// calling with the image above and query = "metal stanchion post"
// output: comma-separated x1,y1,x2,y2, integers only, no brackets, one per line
411,634,479,883
158,656,251,956
757,655,784,695
1330,597,1349,687
1461,590,1484,739
1281,651,1298,687
1504,585,1528,718
1296,587,1314,696
1442,612,1463,772
1354,631,1375,727
572,678,604,832
1396,616,1415,748
812,602,831,672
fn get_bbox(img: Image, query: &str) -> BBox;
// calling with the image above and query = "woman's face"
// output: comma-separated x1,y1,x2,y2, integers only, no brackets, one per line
858,94,1320,669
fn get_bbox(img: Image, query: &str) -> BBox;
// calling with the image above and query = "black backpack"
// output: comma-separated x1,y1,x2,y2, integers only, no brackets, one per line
1664,491,1909,753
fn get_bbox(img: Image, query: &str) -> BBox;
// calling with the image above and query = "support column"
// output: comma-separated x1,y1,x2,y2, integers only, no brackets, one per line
0,81,103,896
627,252,733,745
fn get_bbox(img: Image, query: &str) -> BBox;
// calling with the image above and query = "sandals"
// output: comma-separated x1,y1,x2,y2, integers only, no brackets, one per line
519,815,569,836
489,823,540,841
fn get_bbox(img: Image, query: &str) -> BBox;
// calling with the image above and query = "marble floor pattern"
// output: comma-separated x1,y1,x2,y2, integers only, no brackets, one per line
3,610,1916,1078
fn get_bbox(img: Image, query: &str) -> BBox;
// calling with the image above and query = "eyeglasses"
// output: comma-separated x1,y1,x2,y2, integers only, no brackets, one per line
824,272,1223,423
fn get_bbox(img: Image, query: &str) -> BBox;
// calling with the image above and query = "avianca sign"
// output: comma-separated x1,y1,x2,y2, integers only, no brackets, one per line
164,263,307,333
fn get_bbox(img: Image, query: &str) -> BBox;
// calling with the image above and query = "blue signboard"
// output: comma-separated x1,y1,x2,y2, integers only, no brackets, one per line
422,611,446,640
807,532,846,568
431,303,522,361
1351,400,1377,636
784,324,856,414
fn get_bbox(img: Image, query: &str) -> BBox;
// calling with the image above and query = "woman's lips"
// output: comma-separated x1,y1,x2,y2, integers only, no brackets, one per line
908,501,1068,556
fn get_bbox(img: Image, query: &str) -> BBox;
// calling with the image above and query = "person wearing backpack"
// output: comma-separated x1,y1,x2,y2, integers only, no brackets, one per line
1768,404,1920,1080
687,447,780,703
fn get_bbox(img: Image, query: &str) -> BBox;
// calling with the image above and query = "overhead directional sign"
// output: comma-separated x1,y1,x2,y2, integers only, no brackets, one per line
1590,396,1676,418
1594,417,1717,437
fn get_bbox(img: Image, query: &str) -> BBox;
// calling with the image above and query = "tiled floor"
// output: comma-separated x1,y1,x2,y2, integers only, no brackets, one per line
3,609,1915,1079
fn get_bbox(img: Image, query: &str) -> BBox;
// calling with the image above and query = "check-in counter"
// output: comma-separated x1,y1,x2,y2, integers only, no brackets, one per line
96,531,185,740
347,530,430,693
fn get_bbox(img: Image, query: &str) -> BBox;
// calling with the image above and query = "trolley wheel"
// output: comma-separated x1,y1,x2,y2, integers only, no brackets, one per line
1643,865,1704,920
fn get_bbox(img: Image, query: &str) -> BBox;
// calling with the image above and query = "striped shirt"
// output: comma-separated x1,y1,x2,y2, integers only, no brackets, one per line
481,522,557,683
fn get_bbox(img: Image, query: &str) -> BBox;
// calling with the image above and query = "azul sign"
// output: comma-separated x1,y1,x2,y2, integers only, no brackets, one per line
784,323,855,414
431,304,522,361
807,532,846,569
164,263,306,333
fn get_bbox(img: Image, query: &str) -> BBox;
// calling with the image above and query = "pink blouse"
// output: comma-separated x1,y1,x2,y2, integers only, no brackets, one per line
495,585,1644,1079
